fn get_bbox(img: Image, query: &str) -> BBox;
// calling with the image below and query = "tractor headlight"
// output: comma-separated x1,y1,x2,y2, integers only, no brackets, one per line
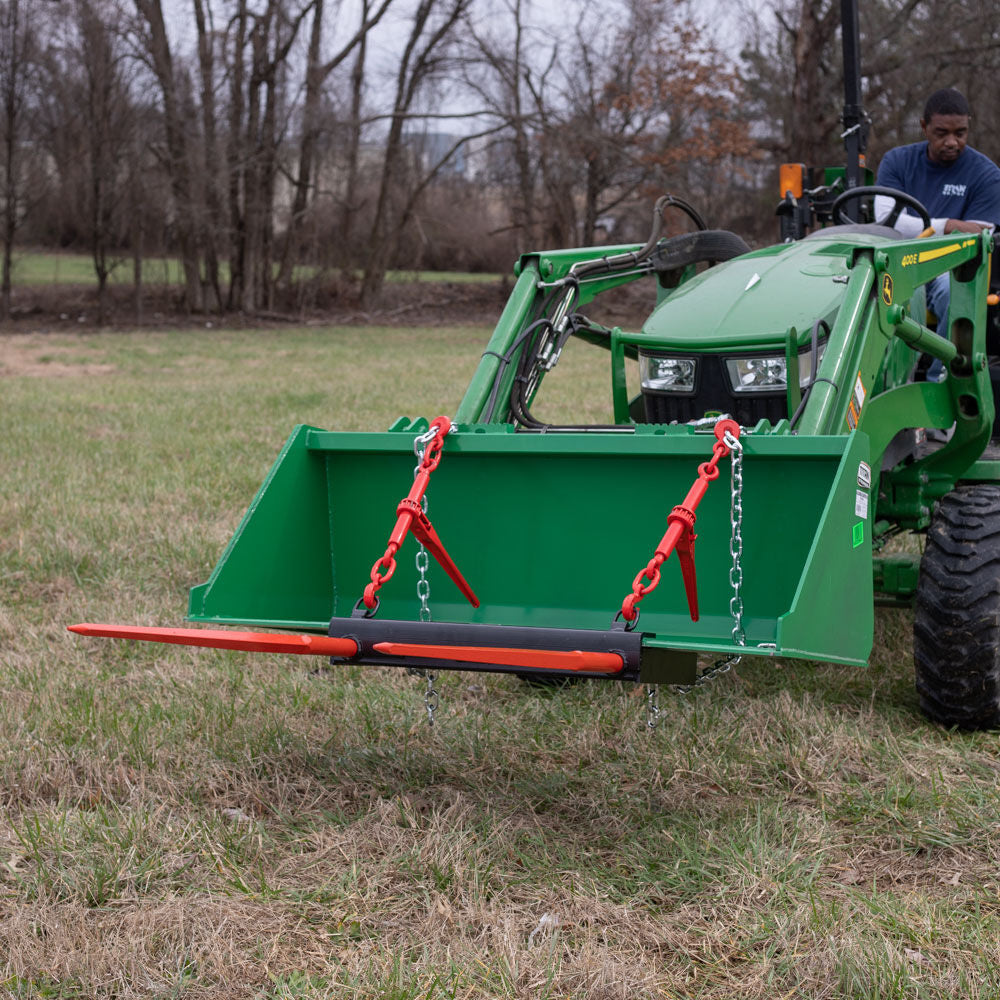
725,346,825,393
639,354,697,393
726,356,788,392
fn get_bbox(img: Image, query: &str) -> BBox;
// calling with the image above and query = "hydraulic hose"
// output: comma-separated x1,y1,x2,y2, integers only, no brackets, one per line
789,318,834,429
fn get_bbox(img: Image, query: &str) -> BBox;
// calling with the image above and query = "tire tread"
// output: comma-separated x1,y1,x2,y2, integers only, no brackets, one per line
913,483,1000,729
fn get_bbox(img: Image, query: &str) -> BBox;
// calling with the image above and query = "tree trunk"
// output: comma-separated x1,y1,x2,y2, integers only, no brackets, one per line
787,0,839,166
134,0,203,311
132,220,143,325
0,0,24,322
340,1,370,266
192,0,222,312
361,0,469,305
276,0,325,290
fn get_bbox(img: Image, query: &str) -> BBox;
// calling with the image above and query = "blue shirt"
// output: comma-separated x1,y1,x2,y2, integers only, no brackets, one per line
877,141,1000,227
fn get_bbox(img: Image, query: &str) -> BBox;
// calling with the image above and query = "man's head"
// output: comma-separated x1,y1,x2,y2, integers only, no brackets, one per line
921,88,971,165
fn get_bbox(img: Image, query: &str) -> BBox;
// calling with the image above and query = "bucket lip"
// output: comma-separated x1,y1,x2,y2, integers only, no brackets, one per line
305,426,859,458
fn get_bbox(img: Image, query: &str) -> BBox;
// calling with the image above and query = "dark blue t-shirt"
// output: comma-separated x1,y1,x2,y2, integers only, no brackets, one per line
876,142,1000,226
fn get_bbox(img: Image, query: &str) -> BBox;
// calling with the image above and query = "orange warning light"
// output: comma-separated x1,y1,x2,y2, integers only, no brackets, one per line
779,163,806,200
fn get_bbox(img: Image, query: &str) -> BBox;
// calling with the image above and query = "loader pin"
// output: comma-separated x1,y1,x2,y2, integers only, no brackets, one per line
362,416,480,611
620,419,741,625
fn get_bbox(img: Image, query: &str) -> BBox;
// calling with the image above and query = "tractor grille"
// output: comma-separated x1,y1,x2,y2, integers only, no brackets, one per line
641,354,788,426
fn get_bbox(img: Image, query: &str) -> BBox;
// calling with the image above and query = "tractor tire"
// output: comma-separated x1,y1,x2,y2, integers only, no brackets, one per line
913,483,1000,729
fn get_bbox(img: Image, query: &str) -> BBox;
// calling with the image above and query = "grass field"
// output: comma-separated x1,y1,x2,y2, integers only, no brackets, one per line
6,251,501,287
2,325,1000,998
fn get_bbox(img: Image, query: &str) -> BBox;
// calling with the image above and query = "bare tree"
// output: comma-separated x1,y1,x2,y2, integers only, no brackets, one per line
275,0,394,292
740,0,933,168
461,0,555,247
132,0,205,310
225,0,313,312
360,0,474,304
33,0,137,323
77,0,135,322
191,0,224,311
532,0,752,245
0,0,40,320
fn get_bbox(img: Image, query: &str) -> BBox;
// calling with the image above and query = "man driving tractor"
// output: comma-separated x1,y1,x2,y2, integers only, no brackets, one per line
876,87,1000,375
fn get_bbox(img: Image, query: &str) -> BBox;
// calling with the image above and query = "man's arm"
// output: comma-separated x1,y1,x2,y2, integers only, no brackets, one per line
944,218,992,234
959,157,1000,232
873,195,943,236
874,148,939,234
875,145,996,234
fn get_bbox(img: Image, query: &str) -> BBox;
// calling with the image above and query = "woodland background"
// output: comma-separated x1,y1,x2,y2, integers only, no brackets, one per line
2,0,999,323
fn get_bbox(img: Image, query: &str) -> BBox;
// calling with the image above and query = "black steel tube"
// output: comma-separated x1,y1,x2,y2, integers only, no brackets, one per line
328,616,643,681
841,0,865,217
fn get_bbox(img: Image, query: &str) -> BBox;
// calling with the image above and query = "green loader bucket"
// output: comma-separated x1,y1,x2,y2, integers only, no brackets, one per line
189,423,874,667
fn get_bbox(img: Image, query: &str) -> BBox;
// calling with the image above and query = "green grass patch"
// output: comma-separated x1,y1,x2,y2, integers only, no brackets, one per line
9,251,186,286
2,325,1000,997
8,250,501,287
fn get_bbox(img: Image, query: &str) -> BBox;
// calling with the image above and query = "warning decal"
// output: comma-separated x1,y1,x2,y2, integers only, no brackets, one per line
846,371,867,431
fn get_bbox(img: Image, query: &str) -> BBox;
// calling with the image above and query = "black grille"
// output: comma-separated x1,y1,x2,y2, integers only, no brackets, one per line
641,354,788,426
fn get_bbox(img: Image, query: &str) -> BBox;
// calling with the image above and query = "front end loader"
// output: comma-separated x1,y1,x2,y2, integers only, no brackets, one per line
72,190,1000,729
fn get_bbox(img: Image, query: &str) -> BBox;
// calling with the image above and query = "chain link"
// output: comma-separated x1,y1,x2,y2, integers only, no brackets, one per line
415,546,431,622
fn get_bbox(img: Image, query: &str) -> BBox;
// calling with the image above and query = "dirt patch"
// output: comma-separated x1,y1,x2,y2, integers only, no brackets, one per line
0,334,116,377
3,279,515,333
2,274,655,333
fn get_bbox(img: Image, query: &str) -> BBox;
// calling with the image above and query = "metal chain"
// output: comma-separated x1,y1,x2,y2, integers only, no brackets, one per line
645,685,660,729
415,540,431,622
411,427,438,721
424,672,439,725
726,428,745,650
413,431,433,623
668,428,746,697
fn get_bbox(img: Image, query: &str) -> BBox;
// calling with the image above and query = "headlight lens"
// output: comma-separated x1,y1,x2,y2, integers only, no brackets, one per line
727,356,788,392
726,346,825,393
640,354,697,392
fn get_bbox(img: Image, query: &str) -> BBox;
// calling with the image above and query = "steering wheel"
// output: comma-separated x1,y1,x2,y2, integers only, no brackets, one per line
830,185,931,229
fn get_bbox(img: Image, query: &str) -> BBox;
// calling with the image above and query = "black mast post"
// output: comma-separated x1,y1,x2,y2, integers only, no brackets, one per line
841,0,867,220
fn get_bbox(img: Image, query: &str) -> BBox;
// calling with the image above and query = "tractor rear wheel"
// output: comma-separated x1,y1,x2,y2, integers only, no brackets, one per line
913,483,1000,729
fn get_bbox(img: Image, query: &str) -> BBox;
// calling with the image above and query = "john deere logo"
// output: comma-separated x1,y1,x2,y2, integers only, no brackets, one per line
881,273,894,305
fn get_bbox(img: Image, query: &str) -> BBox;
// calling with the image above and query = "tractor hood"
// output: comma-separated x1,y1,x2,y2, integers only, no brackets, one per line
641,230,897,352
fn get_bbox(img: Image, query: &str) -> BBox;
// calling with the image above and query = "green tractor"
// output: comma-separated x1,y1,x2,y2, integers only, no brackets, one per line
72,181,1000,730
70,0,1000,731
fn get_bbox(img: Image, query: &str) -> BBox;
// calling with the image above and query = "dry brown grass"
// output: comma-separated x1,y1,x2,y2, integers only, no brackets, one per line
3,327,1000,998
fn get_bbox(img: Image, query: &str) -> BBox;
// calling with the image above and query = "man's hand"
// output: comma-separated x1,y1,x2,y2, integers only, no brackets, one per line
944,219,993,234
